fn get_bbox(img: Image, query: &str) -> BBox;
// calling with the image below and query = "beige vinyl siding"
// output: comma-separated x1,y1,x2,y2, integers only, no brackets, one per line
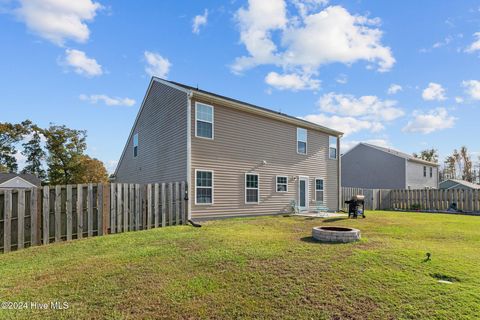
115,81,188,183
190,97,339,217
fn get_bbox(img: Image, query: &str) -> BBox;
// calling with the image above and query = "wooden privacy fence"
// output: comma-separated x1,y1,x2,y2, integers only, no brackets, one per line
342,187,391,211
390,188,480,212
0,182,188,253
342,187,480,213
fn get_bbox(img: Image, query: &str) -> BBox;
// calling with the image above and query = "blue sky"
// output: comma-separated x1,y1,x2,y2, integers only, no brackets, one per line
1,0,480,172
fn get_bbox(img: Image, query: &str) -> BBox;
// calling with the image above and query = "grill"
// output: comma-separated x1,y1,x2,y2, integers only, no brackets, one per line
344,195,366,218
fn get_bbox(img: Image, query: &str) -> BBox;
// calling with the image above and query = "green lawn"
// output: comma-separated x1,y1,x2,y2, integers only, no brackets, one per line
1,211,479,319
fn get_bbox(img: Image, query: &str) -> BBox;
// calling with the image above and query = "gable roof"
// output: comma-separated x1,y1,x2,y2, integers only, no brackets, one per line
158,78,343,136
0,173,41,187
345,143,439,166
439,179,480,190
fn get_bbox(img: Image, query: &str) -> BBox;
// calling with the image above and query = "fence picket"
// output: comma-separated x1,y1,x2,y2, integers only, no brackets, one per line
154,183,159,228
161,183,166,227
135,184,140,231
97,184,103,236
168,183,173,226
18,189,25,249
110,183,116,234
77,185,83,239
175,182,180,225
147,184,152,229
55,185,62,242
66,185,73,240
43,186,50,244
30,188,38,246
117,183,122,233
4,190,12,252
129,184,134,231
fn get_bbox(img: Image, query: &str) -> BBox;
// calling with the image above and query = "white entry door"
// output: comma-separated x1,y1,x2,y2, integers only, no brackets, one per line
298,176,309,211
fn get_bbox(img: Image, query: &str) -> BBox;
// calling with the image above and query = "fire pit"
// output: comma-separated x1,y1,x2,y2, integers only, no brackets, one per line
312,226,361,243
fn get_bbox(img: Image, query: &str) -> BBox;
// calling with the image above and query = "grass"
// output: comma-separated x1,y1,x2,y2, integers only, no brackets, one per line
0,211,479,319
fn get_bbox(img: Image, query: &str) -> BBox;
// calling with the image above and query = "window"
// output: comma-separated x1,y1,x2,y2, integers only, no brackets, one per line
133,133,138,157
430,167,433,178
276,176,288,192
315,178,324,202
245,173,259,203
329,136,337,159
297,128,307,154
196,103,214,139
423,166,427,177
195,170,213,204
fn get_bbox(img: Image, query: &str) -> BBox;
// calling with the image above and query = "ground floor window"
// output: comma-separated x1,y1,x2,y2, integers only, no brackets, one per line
245,173,259,203
315,178,324,202
196,170,213,204
276,176,288,192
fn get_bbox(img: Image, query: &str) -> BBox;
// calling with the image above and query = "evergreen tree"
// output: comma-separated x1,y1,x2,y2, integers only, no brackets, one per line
21,127,47,182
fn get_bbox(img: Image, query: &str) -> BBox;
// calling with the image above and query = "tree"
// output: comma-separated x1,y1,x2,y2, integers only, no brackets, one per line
44,125,87,185
0,120,31,172
20,125,47,182
460,146,473,182
0,164,8,173
413,148,438,163
73,155,109,183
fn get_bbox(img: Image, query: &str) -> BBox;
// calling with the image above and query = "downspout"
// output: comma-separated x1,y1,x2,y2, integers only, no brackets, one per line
337,134,342,212
186,91,193,221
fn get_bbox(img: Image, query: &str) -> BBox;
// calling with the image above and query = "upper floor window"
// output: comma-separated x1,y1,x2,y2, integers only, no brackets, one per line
276,176,288,192
423,166,427,177
430,167,433,178
329,136,337,159
133,133,138,158
245,173,259,203
297,128,307,154
196,103,214,139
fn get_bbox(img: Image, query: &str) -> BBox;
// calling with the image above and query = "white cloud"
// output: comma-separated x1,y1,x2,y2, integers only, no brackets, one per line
291,0,329,18
144,51,171,78
403,108,456,134
465,32,480,53
265,71,320,91
335,73,348,84
455,96,464,104
318,92,404,121
15,0,102,46
192,9,208,34
342,139,391,153
422,82,446,101
62,49,103,77
462,80,480,100
387,83,402,95
232,2,395,89
105,160,118,173
302,113,384,136
79,94,135,107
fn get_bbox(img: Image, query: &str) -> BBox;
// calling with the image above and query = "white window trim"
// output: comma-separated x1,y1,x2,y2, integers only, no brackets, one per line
195,169,214,205
195,102,214,140
133,133,138,158
276,175,288,193
297,128,307,155
245,172,260,204
329,136,337,160
314,178,324,201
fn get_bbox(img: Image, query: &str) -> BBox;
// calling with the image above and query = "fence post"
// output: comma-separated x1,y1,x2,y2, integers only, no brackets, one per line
55,185,62,242
30,187,39,246
117,183,122,233
123,183,128,232
77,185,83,239
3,190,12,252
18,189,25,250
97,184,103,236
43,186,50,245
103,183,110,235
66,185,73,240
175,182,180,225
110,183,116,234
129,184,134,231
147,184,152,229
168,183,174,226
161,183,166,227
135,184,140,231
154,183,159,228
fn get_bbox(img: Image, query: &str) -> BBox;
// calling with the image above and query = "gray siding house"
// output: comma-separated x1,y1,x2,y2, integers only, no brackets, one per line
341,143,439,189
114,78,343,218
439,179,480,190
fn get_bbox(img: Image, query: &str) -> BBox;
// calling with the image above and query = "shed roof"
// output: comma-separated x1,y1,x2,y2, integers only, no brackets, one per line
0,173,42,187
355,143,439,166
439,179,480,190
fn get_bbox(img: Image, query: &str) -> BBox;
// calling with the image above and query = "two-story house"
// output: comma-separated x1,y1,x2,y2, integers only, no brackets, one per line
341,143,439,190
114,78,343,219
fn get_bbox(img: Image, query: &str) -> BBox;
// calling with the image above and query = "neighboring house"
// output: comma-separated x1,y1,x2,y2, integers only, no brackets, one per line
341,143,439,189
114,77,343,218
439,179,480,190
0,173,41,189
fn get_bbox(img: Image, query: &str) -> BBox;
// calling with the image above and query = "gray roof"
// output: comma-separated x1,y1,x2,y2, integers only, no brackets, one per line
361,143,439,166
0,173,42,187
158,78,343,136
439,179,480,190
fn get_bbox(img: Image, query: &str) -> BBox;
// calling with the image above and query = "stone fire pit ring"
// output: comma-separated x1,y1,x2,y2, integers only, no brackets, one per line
312,226,361,243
